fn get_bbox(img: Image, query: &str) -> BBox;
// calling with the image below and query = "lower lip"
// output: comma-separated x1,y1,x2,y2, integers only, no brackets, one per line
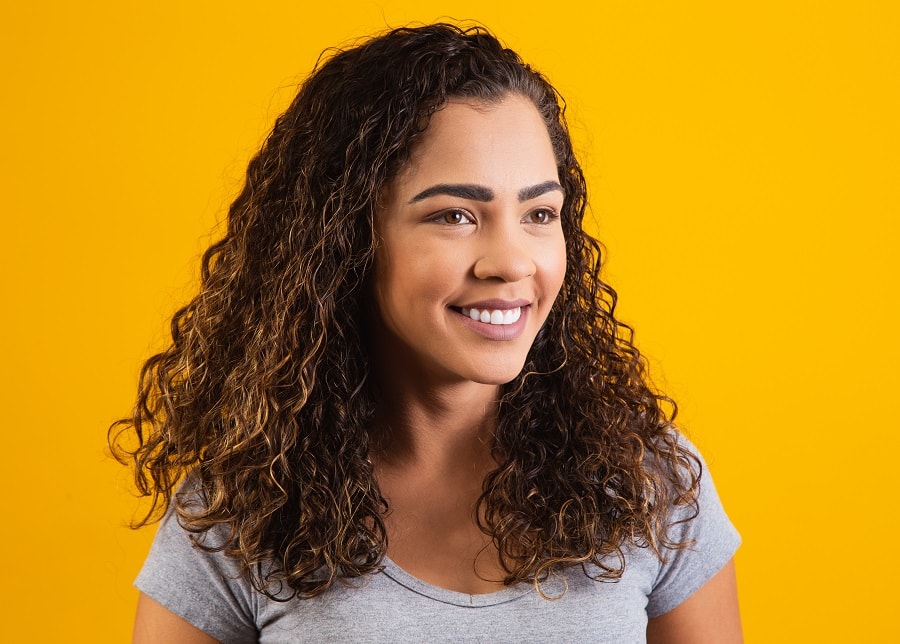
450,306,531,340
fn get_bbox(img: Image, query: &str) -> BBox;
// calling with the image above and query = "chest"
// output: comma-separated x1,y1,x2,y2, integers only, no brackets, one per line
256,559,659,643
378,466,508,594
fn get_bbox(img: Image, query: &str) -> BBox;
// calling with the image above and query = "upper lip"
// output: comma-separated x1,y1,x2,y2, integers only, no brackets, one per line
455,298,531,310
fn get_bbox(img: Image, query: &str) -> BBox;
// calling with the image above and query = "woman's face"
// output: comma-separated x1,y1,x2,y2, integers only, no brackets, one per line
372,93,567,386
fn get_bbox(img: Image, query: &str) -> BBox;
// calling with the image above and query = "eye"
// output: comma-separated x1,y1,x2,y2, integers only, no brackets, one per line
433,209,475,225
524,208,559,225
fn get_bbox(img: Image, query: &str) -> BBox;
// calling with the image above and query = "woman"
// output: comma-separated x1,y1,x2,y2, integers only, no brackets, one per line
112,23,742,642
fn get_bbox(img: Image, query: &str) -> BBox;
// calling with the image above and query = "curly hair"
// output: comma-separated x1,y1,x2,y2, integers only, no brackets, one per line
110,23,700,599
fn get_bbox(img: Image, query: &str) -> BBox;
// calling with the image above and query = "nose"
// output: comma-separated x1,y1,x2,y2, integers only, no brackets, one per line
472,231,537,282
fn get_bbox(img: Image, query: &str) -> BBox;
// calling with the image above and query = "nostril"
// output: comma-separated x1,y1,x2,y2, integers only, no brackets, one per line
473,254,537,282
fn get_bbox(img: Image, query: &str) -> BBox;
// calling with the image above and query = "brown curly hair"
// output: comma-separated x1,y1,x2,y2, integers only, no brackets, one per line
110,23,699,599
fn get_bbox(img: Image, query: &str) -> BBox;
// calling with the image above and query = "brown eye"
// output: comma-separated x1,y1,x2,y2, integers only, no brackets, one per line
525,208,557,224
437,209,473,225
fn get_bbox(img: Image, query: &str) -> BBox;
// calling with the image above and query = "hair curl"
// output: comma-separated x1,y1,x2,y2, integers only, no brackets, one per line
110,23,699,599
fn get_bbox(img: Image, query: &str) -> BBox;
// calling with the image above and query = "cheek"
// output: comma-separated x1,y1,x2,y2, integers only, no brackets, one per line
373,241,451,317
371,244,402,322
543,235,568,297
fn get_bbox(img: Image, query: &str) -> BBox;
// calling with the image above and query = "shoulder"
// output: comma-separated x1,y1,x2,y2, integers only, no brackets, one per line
646,432,742,618
134,479,263,643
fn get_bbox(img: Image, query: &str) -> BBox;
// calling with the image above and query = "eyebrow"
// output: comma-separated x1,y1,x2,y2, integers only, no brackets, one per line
408,181,564,204
518,180,565,202
409,184,494,203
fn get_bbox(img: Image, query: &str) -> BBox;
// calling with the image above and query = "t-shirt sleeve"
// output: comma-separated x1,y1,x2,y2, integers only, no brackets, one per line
645,436,741,618
135,499,260,643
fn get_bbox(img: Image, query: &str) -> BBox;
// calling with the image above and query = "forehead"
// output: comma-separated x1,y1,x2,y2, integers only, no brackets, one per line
390,94,559,194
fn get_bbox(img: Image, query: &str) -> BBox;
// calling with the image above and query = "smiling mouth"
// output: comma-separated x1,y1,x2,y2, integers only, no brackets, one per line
458,306,523,325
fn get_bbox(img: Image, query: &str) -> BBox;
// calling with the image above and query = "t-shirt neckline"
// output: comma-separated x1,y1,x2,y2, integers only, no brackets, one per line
380,556,533,607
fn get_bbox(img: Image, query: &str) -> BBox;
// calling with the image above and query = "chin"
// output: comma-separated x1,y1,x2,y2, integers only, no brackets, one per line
454,341,539,386
464,362,528,386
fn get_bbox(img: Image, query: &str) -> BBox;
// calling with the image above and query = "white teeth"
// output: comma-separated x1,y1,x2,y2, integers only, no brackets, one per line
460,307,523,326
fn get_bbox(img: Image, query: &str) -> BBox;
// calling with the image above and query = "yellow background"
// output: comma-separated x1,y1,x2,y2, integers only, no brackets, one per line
2,1,897,641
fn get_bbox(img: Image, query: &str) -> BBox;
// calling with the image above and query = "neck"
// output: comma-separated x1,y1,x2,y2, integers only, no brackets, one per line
374,376,500,472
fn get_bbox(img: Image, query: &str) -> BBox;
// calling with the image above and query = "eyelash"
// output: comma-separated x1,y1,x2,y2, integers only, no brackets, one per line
430,208,559,225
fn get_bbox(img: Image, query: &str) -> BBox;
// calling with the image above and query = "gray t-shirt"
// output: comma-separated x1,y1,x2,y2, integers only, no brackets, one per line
136,442,740,643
